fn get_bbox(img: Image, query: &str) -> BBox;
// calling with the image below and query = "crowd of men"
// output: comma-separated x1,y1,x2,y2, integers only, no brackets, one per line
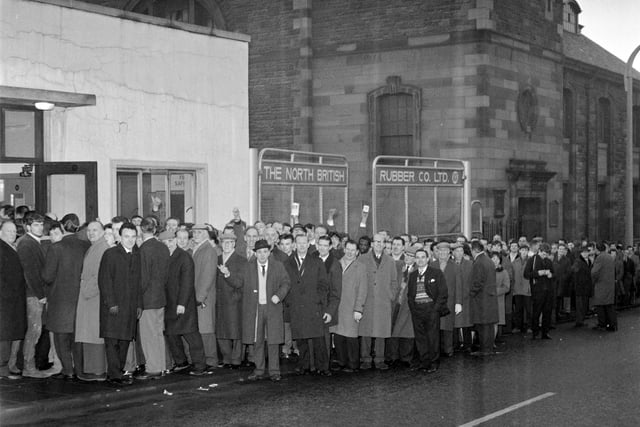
0,204,636,385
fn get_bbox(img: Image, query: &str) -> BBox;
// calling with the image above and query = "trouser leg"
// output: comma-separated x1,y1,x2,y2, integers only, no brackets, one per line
386,337,399,361
23,297,43,372
165,335,188,366
440,330,453,356
575,296,587,324
399,338,414,362
217,339,232,364
53,333,75,375
201,333,217,366
311,336,328,372
139,308,166,374
267,344,280,376
253,305,267,375
183,332,206,371
360,336,372,363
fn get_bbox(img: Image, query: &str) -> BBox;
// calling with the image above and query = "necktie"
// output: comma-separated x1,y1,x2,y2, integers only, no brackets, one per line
261,264,266,277
298,257,304,270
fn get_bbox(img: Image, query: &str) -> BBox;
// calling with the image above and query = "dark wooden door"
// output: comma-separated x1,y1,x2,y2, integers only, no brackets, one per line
518,197,544,239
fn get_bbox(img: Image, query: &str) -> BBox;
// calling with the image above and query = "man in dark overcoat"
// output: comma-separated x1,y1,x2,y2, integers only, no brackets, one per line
241,239,290,382
407,248,448,373
571,244,593,327
16,213,52,378
284,234,332,375
98,223,142,385
314,235,342,363
137,217,170,377
42,219,90,379
216,232,246,368
159,231,206,375
524,242,555,340
469,240,499,355
0,221,26,379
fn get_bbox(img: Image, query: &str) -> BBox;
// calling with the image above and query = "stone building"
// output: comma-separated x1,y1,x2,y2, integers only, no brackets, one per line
43,0,640,240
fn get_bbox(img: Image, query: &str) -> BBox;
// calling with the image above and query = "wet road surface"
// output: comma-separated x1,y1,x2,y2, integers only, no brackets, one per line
24,309,640,426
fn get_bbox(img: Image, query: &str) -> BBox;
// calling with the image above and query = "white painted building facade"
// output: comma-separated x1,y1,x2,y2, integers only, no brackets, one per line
0,0,250,227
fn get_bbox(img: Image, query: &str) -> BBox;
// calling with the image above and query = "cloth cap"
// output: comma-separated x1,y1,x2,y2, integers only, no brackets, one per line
436,241,450,250
219,232,237,241
192,223,209,230
405,245,418,256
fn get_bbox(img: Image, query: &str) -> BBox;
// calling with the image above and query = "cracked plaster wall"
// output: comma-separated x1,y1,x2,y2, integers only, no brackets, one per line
1,0,249,226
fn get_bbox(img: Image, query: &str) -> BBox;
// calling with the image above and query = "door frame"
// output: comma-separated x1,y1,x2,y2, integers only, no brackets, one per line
35,161,98,222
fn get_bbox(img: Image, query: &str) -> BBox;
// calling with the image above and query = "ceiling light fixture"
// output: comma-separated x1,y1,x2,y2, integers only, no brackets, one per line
34,102,55,111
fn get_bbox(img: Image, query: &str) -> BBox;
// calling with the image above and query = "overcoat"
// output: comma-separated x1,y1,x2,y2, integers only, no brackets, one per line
16,233,46,299
571,255,593,297
164,247,198,335
241,258,290,344
41,234,90,333
0,239,27,341
75,236,110,344
453,258,473,328
284,253,330,339
98,245,142,340
192,241,217,334
469,252,499,325
430,260,461,331
318,252,342,327
391,263,414,338
553,255,573,297
495,268,511,325
330,258,367,338
139,237,170,309
511,256,531,296
216,251,246,339
591,252,615,305
358,251,398,338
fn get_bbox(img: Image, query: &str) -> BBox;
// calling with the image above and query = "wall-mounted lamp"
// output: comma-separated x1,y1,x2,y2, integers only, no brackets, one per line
34,102,55,111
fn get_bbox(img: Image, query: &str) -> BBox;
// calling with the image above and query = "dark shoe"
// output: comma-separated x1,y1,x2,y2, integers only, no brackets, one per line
230,364,240,370
541,334,552,340
171,362,191,373
189,370,210,376
360,361,372,370
241,361,255,368
376,362,390,371
38,362,54,371
205,364,218,372
108,377,133,386
409,363,422,371
294,368,311,376
270,374,281,382
52,373,76,381
133,364,146,375
342,367,354,373
426,364,438,373
606,325,618,332
319,370,333,377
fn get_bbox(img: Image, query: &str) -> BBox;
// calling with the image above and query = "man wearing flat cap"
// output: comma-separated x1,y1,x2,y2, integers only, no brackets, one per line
160,231,207,375
430,241,462,357
216,232,246,369
241,239,290,381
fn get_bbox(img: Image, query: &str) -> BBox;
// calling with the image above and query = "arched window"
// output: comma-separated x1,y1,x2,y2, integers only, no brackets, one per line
128,0,226,29
368,76,421,160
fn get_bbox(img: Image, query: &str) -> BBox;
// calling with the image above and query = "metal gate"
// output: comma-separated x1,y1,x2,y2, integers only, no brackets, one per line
258,149,349,229
372,156,470,238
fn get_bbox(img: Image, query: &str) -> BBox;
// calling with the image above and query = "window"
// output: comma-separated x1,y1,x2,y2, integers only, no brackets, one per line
549,200,559,227
493,190,506,218
116,169,196,224
368,76,422,160
597,97,612,178
379,94,414,156
0,106,43,162
130,0,226,29
563,89,574,139
563,1,581,33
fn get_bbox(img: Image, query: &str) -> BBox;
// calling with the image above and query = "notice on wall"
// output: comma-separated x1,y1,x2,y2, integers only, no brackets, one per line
261,161,348,186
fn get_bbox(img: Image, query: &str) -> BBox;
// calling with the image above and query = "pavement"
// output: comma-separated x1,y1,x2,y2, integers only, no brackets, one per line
0,357,301,424
1,304,637,425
